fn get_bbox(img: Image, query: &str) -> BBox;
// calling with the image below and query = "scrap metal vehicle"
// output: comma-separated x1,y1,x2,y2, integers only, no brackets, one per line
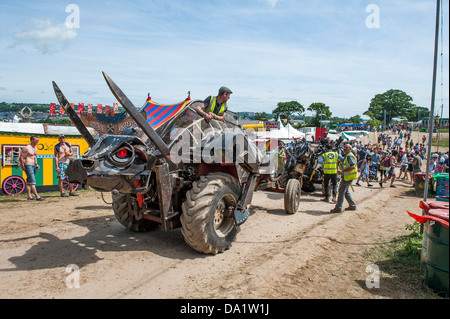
280,137,344,213
52,72,280,254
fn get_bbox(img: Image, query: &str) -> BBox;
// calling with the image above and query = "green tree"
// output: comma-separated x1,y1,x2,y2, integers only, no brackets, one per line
366,119,382,129
254,112,268,121
329,116,345,125
407,106,430,122
32,117,72,125
307,102,332,127
272,101,304,120
367,89,416,124
348,115,363,124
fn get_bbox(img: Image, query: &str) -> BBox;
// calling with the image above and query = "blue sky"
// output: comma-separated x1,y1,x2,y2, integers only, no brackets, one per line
0,0,448,118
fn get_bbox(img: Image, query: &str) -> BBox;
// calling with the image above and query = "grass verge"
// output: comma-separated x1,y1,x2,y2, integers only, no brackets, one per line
431,138,449,147
364,221,447,299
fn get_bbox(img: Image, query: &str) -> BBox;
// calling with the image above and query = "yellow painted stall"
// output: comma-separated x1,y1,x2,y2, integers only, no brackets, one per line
0,123,94,195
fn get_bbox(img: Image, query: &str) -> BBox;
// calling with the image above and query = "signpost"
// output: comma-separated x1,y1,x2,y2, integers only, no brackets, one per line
265,121,280,130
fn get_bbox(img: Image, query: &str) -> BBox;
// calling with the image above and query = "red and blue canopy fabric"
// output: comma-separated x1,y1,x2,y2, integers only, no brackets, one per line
139,93,191,130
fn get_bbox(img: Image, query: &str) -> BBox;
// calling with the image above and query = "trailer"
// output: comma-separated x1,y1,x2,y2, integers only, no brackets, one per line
0,123,95,195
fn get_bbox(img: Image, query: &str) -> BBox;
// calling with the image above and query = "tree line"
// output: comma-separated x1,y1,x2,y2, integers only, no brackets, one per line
263,89,430,127
0,102,50,113
2,89,431,127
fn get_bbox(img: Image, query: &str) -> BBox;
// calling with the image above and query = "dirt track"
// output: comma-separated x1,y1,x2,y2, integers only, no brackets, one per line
0,175,429,299
0,130,447,299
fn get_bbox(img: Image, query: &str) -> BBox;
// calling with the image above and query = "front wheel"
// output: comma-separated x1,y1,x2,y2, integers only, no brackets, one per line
284,179,301,214
181,172,241,254
112,192,159,232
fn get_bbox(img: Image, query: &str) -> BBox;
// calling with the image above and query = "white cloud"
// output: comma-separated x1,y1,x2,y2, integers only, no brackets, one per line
261,0,279,9
13,19,77,54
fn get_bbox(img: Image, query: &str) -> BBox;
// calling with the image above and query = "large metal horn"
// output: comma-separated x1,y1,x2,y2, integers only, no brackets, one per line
101,72,172,161
52,81,96,147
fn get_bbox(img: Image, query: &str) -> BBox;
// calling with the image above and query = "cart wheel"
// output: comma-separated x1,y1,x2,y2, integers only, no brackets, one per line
62,177,79,191
284,179,301,214
2,175,26,195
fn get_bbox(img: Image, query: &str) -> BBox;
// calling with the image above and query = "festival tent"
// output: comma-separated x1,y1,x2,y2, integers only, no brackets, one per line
326,132,341,141
342,130,370,137
277,116,284,128
341,132,357,140
286,124,305,139
260,125,291,139
259,123,305,140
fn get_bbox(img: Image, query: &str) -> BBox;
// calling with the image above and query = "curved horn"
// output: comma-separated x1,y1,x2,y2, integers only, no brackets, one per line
52,81,96,147
102,72,171,160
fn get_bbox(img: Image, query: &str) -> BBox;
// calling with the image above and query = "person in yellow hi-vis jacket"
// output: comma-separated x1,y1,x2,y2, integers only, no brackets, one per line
330,143,358,213
195,86,232,122
318,143,338,203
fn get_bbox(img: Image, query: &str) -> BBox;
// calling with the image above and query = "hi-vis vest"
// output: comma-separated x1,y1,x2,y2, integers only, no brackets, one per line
342,152,358,181
322,151,338,174
207,96,228,115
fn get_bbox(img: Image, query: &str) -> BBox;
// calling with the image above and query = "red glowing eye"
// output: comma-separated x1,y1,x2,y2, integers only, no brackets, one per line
116,148,128,158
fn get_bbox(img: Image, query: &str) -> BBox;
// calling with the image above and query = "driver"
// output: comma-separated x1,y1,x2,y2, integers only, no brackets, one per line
195,86,232,122
320,130,331,144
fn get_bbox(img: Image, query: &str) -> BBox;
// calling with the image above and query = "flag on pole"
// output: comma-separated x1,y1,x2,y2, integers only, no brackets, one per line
50,103,56,115
97,103,102,114
87,104,93,116
113,103,118,113
78,103,84,115
59,104,65,115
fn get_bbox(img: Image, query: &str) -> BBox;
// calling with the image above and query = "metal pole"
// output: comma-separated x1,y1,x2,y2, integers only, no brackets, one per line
437,0,444,152
422,0,441,225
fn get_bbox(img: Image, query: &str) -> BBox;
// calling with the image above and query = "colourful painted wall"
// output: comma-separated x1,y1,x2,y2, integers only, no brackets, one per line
0,132,90,188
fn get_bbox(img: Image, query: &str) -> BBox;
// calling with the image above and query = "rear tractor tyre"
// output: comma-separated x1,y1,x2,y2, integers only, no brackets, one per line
284,178,301,214
112,192,158,232
181,173,241,254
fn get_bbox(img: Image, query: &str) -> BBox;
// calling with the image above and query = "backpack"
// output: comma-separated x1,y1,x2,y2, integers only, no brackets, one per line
383,156,392,168
55,142,71,152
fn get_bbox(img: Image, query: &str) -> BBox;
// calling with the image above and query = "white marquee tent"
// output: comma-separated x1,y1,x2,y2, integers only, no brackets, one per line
258,121,306,140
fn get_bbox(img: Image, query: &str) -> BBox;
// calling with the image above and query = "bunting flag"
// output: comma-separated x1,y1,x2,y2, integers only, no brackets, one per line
48,91,191,132
139,92,191,130
50,103,56,115
78,103,84,115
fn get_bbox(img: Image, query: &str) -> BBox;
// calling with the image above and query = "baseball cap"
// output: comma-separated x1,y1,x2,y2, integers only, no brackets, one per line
218,86,233,95
59,134,65,138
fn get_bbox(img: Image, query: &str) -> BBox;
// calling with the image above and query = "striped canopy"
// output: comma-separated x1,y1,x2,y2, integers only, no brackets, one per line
139,93,191,130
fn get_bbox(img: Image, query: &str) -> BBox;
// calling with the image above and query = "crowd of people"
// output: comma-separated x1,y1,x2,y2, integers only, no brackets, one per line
351,131,449,189
335,122,419,133
314,129,448,214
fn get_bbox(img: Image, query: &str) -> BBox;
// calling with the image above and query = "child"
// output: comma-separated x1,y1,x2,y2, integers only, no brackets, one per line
356,154,373,187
